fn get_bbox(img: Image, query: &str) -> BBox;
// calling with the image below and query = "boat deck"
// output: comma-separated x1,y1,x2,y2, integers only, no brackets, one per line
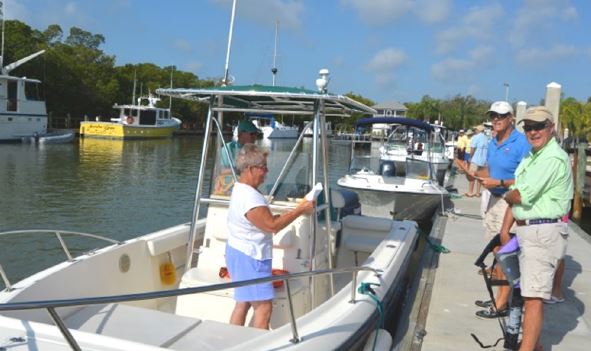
397,173,591,350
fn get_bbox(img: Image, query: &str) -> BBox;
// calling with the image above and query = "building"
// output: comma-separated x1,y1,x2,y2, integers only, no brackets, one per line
370,101,408,138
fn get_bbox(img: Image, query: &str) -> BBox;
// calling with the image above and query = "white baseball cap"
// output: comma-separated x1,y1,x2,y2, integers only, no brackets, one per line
487,101,514,115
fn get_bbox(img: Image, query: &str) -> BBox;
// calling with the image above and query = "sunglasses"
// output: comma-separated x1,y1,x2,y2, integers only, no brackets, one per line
523,122,548,132
490,112,510,120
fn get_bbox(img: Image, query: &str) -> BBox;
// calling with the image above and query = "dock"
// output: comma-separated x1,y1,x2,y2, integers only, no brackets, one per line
396,174,591,350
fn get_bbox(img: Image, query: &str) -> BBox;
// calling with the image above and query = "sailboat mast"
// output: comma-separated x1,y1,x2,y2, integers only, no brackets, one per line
131,69,137,105
222,0,237,86
271,20,279,86
0,1,5,69
169,66,174,109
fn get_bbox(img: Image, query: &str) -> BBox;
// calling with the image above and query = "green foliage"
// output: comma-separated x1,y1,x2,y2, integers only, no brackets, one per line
560,98,591,140
341,92,375,130
3,19,217,127
406,94,489,130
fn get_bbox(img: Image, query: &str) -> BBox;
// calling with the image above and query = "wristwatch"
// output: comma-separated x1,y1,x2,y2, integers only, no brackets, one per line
500,179,505,187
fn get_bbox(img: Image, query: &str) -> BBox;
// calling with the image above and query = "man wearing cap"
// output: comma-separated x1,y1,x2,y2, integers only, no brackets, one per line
475,101,530,319
214,120,259,195
503,106,572,351
466,125,488,196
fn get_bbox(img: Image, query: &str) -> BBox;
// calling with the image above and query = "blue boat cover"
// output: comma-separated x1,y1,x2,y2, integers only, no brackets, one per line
355,117,434,132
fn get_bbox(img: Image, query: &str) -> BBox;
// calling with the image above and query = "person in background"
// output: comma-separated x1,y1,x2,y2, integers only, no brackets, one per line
474,101,530,319
226,144,315,329
455,129,468,171
503,106,573,351
214,120,260,195
466,125,488,197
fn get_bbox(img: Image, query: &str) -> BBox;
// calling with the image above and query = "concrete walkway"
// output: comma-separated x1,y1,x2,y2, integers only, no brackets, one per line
418,175,591,350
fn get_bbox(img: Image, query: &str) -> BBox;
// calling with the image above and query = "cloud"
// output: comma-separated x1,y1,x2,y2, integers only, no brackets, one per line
515,45,578,64
435,3,504,55
173,39,193,53
4,0,29,21
431,45,493,82
64,2,78,16
342,0,450,25
365,47,408,86
510,0,578,47
212,0,304,30
415,0,452,24
341,0,413,25
432,58,475,81
185,60,204,73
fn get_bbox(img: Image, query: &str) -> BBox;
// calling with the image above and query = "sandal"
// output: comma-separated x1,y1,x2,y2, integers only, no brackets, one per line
463,192,475,197
474,299,493,308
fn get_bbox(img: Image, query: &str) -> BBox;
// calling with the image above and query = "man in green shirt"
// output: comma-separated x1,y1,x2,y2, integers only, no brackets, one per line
503,106,573,351
214,120,259,195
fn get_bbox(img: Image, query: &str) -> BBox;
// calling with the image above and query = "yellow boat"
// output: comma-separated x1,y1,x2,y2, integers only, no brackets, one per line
80,95,181,139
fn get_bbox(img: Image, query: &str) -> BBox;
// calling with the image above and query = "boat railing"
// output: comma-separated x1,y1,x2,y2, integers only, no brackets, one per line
0,229,122,291
0,265,381,351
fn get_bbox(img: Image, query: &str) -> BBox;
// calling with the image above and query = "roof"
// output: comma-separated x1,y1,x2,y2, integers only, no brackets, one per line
156,84,376,116
372,101,408,111
355,117,434,132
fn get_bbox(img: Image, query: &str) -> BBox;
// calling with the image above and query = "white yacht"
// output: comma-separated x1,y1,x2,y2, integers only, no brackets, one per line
0,71,420,350
338,117,449,221
233,113,298,139
0,50,48,142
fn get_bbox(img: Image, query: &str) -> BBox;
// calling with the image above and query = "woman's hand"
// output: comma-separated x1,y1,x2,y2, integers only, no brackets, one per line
296,199,316,215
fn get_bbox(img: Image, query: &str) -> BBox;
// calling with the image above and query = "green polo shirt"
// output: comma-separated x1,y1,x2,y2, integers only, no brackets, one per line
511,138,573,220
220,140,242,168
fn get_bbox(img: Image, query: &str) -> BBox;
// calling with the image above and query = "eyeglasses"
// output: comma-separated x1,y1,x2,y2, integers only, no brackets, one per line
523,122,548,132
490,112,510,120
252,165,268,172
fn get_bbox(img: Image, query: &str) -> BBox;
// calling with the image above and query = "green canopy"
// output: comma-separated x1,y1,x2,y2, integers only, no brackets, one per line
156,84,376,116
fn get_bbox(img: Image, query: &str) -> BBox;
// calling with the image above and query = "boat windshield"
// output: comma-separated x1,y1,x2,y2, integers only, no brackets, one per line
210,135,311,202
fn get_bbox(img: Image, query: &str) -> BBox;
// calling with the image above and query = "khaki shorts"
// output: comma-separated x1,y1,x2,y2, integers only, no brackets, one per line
468,163,479,173
516,222,568,299
483,195,512,241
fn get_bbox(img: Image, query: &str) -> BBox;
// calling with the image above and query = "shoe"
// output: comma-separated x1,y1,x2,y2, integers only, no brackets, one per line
476,306,508,319
543,296,565,304
474,299,493,308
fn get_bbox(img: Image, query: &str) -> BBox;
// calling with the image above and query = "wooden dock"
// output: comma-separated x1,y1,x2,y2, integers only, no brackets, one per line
395,174,591,350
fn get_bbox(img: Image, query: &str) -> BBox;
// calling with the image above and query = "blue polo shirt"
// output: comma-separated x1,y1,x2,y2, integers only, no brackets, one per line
486,129,530,196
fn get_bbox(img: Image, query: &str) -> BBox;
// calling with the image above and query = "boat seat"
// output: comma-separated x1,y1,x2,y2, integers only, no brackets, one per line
64,303,201,348
341,215,393,265
379,161,396,177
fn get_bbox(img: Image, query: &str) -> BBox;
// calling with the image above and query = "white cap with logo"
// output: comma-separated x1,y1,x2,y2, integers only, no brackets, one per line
487,101,514,115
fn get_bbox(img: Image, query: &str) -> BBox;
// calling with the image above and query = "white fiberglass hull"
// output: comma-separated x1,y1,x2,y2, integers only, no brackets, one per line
338,174,448,221
0,216,418,350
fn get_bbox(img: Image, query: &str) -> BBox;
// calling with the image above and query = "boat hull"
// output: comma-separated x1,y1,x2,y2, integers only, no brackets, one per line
79,122,178,139
0,114,47,142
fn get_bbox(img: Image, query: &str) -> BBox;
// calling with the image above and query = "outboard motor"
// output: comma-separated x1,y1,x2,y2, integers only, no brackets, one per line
379,161,396,177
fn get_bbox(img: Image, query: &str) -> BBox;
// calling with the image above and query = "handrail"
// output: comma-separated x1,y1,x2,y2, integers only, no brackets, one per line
0,265,381,349
0,229,122,290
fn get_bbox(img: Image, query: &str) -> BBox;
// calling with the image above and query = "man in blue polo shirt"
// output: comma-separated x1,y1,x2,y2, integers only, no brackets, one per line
474,101,530,319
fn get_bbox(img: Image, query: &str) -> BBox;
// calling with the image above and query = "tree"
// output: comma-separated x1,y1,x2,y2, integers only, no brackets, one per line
341,92,375,130
560,98,591,141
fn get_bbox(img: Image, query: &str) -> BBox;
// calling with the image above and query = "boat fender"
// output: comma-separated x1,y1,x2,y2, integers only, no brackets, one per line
126,116,134,124
159,254,176,285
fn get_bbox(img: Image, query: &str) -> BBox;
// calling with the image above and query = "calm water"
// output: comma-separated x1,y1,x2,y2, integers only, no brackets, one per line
0,137,353,286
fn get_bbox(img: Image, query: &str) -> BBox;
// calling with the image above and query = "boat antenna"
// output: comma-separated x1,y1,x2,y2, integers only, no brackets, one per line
131,69,137,105
271,20,279,86
0,1,5,69
222,0,237,86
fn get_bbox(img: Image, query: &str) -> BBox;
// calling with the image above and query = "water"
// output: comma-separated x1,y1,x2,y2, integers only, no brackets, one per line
0,136,353,286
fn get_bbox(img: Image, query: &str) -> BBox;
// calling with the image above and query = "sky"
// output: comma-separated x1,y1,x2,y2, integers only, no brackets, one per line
6,0,591,106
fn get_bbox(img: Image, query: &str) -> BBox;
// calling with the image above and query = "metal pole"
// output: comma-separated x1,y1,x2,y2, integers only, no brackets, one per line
320,113,335,296
47,307,82,351
285,280,301,343
0,264,12,291
185,103,214,272
56,232,73,261
504,83,509,102
222,0,237,85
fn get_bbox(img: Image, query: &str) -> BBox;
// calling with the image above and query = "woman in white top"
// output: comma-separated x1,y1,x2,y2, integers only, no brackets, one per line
226,144,315,329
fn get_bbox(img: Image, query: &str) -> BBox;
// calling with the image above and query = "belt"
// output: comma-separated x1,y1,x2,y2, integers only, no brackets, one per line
515,218,562,226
